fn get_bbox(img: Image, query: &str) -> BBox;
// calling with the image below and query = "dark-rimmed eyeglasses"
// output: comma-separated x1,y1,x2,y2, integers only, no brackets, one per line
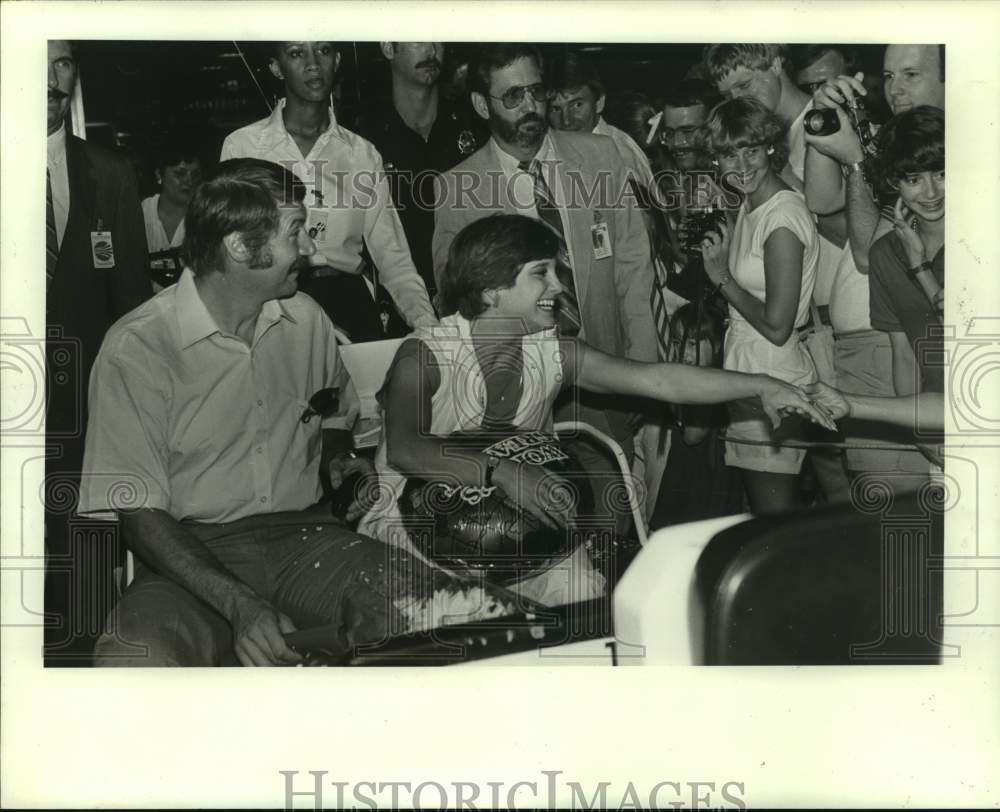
488,83,554,110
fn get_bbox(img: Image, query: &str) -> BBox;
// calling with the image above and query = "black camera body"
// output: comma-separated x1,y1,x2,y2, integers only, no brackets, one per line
681,208,727,255
804,100,879,161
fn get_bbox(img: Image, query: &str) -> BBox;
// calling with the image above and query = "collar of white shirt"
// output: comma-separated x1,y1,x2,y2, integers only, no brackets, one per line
254,98,352,153
490,131,556,179
175,268,298,350
47,121,67,167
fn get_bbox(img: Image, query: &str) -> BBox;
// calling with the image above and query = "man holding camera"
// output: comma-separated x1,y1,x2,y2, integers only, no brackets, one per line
803,44,944,273
801,44,945,480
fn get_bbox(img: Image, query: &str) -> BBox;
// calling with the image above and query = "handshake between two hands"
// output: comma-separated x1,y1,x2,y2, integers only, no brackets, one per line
759,377,849,433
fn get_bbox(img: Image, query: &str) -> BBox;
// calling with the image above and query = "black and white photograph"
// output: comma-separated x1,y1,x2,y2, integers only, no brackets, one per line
2,1,998,808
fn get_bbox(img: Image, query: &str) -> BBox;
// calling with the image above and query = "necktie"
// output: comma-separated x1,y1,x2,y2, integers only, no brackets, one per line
519,159,581,336
636,179,674,361
651,256,671,361
46,169,58,287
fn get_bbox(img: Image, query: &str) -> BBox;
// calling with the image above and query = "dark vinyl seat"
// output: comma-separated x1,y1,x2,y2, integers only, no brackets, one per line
695,489,945,665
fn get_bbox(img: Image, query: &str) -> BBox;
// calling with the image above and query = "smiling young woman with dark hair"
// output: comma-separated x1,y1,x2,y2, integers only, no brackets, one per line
358,214,834,603
868,105,945,398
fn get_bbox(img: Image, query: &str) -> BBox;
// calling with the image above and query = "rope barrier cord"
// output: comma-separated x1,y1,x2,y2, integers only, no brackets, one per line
716,433,941,453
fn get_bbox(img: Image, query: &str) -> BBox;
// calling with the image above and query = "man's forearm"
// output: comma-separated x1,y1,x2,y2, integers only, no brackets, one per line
121,509,260,623
804,147,846,215
845,169,882,273
368,197,437,326
846,392,944,433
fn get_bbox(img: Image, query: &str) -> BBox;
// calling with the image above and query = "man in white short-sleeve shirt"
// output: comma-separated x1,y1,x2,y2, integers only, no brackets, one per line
80,159,426,667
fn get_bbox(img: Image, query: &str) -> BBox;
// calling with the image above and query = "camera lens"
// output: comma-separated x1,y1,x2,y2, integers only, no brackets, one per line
803,108,840,137
682,208,725,254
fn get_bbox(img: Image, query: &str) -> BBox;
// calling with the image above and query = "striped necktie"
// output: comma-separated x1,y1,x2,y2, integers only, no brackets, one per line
628,177,675,361
651,256,671,361
519,159,581,336
46,169,58,287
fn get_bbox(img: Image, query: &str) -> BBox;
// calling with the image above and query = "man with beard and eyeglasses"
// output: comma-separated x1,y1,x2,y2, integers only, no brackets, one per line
44,39,152,665
356,42,487,299
432,44,657,534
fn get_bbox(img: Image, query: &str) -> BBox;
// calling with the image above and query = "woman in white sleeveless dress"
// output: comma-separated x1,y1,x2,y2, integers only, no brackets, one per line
698,98,821,514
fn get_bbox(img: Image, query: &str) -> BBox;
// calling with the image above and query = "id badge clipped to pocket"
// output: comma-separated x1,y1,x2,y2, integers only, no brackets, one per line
90,230,115,268
306,208,329,242
591,216,612,260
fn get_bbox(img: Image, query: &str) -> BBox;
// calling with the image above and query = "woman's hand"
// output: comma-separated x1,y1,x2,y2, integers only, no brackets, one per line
932,287,945,315
491,459,576,530
701,220,732,285
804,381,850,422
758,376,838,431
893,197,926,268
328,452,377,521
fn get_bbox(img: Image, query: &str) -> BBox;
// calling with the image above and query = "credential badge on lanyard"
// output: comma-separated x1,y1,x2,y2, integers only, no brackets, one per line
591,210,612,260
306,188,328,241
90,218,115,268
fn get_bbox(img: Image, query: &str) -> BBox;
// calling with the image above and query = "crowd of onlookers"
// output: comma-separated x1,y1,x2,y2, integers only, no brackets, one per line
45,40,945,665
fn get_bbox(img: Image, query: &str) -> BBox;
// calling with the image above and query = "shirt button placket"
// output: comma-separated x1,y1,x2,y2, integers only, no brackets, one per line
251,356,272,508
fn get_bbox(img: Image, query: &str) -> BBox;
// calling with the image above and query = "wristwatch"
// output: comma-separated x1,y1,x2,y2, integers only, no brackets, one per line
906,260,934,280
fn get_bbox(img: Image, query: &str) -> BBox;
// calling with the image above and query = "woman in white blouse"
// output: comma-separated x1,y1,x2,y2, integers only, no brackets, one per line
141,142,202,287
699,98,820,514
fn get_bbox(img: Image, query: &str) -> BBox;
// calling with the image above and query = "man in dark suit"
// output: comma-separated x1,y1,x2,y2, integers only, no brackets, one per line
45,39,152,664
432,44,657,532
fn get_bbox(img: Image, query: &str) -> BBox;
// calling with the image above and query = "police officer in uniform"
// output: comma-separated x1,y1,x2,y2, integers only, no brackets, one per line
357,42,486,300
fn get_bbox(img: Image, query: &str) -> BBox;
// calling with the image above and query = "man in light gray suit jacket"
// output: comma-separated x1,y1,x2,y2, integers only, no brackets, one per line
432,44,657,529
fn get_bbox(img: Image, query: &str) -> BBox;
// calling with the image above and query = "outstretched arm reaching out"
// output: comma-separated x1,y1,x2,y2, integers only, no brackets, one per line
572,340,837,431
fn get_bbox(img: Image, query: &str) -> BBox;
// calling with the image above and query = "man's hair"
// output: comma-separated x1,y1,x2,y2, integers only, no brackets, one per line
670,301,727,367
546,49,604,99
703,97,790,173
883,44,946,83
702,44,786,84
438,214,559,319
604,90,657,146
152,135,202,174
874,105,944,188
662,78,719,111
182,158,306,276
786,44,860,78
467,44,543,97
